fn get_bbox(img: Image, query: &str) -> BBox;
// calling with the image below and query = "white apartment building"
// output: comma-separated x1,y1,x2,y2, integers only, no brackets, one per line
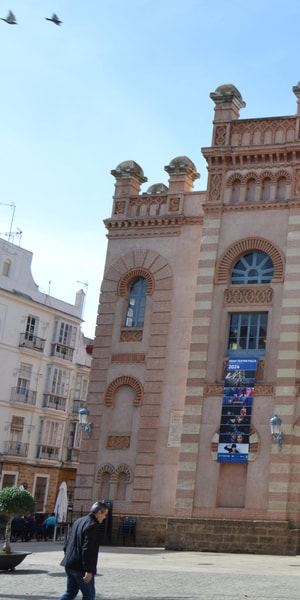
0,237,92,514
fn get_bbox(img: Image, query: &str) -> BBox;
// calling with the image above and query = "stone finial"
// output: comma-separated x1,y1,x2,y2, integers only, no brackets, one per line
111,160,147,184
292,82,300,116
145,183,168,195
111,160,148,201
210,84,245,122
292,82,300,98
210,84,246,108
164,156,200,193
164,156,200,181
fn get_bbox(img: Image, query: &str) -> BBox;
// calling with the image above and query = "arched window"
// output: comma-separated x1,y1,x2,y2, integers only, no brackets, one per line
261,177,271,203
124,277,147,327
116,472,127,501
276,176,286,202
230,251,274,284
100,471,111,499
232,180,241,203
245,178,255,203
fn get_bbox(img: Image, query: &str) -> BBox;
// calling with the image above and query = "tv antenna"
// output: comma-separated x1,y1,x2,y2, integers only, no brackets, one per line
77,280,88,293
0,202,17,242
0,227,23,245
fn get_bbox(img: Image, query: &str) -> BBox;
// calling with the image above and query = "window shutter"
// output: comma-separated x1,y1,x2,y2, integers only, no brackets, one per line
11,416,24,432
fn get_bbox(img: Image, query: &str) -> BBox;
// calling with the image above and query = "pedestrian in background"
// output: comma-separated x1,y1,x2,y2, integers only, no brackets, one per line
58,500,109,600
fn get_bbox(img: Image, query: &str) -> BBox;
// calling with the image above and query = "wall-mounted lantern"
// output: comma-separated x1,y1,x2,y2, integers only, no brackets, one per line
269,414,283,451
79,405,93,436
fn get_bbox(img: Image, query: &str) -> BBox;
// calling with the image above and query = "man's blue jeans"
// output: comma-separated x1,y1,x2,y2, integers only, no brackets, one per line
59,568,95,600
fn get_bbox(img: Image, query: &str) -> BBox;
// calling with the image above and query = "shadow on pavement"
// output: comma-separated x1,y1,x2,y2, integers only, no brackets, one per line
0,596,56,600
0,568,49,575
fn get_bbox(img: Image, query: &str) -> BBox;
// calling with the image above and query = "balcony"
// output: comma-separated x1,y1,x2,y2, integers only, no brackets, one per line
43,394,67,411
51,343,74,361
36,444,60,460
10,387,37,406
3,441,29,457
66,448,80,462
19,332,45,352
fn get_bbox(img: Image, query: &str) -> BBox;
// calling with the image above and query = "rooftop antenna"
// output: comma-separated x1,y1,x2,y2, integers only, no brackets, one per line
0,202,16,242
77,280,88,293
1,228,23,245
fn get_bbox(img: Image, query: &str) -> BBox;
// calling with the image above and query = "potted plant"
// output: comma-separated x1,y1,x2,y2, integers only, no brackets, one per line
0,486,36,570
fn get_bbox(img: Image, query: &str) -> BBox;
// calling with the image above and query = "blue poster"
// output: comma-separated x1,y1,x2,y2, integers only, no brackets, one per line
217,357,258,463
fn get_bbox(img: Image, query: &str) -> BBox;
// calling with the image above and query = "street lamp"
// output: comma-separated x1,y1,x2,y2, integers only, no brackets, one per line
269,414,283,451
79,405,93,436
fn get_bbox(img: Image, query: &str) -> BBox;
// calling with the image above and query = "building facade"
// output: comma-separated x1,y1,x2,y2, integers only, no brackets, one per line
75,82,300,553
0,238,92,514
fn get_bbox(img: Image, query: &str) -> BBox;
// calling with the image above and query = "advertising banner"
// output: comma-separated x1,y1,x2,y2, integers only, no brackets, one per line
217,357,258,463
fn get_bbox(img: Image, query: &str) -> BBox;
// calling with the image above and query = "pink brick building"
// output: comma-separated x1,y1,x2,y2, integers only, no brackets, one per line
75,83,300,554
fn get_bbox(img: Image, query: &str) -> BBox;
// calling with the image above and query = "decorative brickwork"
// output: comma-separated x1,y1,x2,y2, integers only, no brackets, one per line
96,463,116,483
230,117,296,146
209,173,222,201
294,168,300,195
107,435,131,449
118,268,154,296
168,196,180,212
215,237,285,283
224,285,273,305
115,463,132,481
120,329,143,342
114,200,126,215
104,375,143,407
111,353,145,363
129,195,167,217
227,169,291,186
96,462,132,483
215,125,226,146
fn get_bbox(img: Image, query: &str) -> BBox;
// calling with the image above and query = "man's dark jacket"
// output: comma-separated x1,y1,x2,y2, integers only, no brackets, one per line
61,512,102,575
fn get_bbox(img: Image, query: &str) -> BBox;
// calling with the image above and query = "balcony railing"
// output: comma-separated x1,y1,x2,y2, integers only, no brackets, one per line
10,387,37,405
66,448,80,462
19,333,45,352
51,343,74,361
36,444,60,460
43,394,67,411
3,441,29,457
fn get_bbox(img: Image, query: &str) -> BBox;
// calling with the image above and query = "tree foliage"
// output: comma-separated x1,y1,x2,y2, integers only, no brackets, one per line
0,487,36,517
0,487,36,553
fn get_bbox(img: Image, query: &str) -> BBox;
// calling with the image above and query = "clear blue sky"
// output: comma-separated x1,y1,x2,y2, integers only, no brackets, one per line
1,0,300,337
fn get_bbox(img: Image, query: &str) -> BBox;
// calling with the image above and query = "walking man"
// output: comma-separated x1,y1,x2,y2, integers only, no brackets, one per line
58,500,109,600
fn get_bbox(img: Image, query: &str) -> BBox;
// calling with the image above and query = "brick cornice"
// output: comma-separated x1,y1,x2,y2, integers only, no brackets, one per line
104,215,203,238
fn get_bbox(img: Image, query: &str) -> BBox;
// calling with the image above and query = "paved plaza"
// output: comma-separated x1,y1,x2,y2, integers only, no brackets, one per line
0,541,300,600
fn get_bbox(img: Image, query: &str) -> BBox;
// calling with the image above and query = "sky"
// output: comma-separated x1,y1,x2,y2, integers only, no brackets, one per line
1,0,300,338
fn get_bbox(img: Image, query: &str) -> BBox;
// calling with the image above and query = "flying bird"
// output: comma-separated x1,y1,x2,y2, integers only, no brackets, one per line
45,13,62,26
0,10,17,24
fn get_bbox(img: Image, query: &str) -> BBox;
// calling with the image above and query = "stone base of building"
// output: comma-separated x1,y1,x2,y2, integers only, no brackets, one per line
165,518,300,555
110,516,300,555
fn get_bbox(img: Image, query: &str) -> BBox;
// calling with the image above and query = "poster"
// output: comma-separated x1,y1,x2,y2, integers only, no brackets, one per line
217,357,258,463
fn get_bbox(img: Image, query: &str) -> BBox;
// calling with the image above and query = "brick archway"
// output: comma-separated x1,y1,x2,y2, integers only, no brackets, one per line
118,268,154,296
104,375,143,407
215,237,285,284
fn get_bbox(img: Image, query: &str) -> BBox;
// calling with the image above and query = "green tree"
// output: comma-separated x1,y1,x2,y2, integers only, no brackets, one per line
0,487,36,553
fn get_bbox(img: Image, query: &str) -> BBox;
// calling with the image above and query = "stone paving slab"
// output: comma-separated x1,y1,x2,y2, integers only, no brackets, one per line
0,542,299,600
